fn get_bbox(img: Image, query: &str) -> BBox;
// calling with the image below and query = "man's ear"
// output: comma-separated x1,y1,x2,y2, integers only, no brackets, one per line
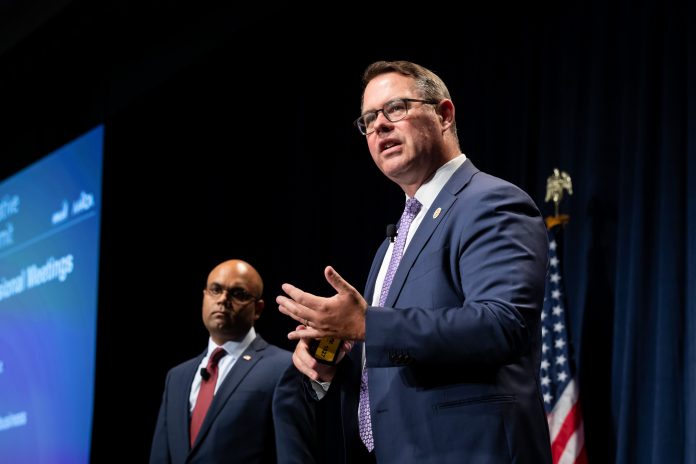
254,299,265,320
437,99,455,130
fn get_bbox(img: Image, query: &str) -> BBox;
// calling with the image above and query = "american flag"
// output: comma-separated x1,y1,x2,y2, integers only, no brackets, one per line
540,227,588,464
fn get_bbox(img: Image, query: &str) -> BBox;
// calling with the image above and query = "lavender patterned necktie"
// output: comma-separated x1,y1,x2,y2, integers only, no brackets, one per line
358,197,422,452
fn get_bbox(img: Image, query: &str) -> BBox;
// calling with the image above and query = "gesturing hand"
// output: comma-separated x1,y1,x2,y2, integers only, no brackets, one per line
290,325,353,382
277,266,368,341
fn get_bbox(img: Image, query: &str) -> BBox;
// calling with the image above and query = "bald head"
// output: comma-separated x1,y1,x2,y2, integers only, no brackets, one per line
202,259,264,344
207,259,263,297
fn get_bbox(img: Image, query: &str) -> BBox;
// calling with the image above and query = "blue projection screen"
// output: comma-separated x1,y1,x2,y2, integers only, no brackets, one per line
0,125,103,463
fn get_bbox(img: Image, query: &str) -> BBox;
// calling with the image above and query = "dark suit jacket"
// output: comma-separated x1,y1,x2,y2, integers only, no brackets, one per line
150,336,291,464
329,160,552,463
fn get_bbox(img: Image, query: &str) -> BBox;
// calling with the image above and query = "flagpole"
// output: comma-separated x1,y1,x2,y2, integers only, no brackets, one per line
541,168,588,464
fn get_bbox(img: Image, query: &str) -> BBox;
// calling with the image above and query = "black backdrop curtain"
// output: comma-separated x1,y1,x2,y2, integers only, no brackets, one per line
0,1,693,462
524,2,692,463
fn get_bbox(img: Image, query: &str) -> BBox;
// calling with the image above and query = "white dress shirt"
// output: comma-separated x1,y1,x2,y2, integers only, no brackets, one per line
189,327,257,411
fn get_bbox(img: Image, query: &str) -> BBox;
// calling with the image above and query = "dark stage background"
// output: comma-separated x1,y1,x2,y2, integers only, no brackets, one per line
1,1,694,463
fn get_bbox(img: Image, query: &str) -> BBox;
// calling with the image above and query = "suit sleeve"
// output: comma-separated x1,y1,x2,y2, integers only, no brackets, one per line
272,360,318,464
365,181,548,368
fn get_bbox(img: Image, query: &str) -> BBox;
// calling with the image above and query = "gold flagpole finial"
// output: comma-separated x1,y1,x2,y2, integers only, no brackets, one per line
544,168,572,229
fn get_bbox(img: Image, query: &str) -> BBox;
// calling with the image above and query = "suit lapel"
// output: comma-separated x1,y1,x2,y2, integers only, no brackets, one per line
178,353,204,456
190,337,267,449
383,160,479,308
364,239,389,306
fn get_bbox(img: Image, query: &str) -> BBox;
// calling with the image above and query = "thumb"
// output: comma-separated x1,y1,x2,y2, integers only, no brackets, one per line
324,266,354,294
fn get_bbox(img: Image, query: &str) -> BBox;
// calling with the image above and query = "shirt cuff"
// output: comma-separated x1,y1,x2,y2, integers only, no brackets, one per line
309,379,331,400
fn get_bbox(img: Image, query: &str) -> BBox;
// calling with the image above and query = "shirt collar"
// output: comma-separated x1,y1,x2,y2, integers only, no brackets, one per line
412,153,467,210
206,326,257,361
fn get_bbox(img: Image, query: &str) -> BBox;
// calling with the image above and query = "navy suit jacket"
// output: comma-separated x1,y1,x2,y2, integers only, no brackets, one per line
331,160,552,463
150,336,291,464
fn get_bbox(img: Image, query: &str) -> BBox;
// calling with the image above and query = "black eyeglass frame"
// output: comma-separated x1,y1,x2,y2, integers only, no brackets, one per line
354,98,440,135
204,284,259,305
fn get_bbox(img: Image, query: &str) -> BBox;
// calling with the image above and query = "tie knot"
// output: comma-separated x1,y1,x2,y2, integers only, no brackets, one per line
404,198,422,219
208,347,227,367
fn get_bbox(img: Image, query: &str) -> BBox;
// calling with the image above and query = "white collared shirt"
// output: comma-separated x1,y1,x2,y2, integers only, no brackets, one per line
189,327,257,411
370,154,467,306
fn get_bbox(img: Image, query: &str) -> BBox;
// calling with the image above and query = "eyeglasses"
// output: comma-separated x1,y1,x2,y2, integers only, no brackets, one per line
354,98,439,135
205,284,259,304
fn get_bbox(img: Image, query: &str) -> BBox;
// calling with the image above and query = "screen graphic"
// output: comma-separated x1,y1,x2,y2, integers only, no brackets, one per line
0,125,104,463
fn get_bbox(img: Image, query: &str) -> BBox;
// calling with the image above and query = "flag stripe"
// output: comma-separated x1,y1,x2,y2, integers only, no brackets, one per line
557,430,586,464
551,399,584,462
548,379,579,440
576,444,588,464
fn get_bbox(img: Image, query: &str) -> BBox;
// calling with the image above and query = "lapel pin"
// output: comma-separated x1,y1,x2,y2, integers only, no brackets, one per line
243,355,252,361
432,207,441,219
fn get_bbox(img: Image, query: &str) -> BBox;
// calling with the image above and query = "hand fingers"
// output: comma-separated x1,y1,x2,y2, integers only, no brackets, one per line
280,282,326,311
292,347,318,380
277,298,313,328
290,327,344,382
292,335,324,381
286,322,322,340
324,266,358,295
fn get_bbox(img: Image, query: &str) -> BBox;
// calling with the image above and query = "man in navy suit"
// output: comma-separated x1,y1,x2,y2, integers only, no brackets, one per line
277,61,552,463
150,259,291,464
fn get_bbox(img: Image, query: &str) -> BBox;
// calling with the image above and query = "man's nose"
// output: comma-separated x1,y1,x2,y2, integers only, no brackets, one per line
373,111,393,133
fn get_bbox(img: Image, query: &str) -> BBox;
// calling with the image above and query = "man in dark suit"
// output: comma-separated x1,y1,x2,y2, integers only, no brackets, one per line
276,61,552,463
150,259,291,464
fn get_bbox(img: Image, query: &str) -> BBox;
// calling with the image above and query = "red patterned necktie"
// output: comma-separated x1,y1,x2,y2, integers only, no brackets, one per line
190,347,227,447
359,197,422,451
